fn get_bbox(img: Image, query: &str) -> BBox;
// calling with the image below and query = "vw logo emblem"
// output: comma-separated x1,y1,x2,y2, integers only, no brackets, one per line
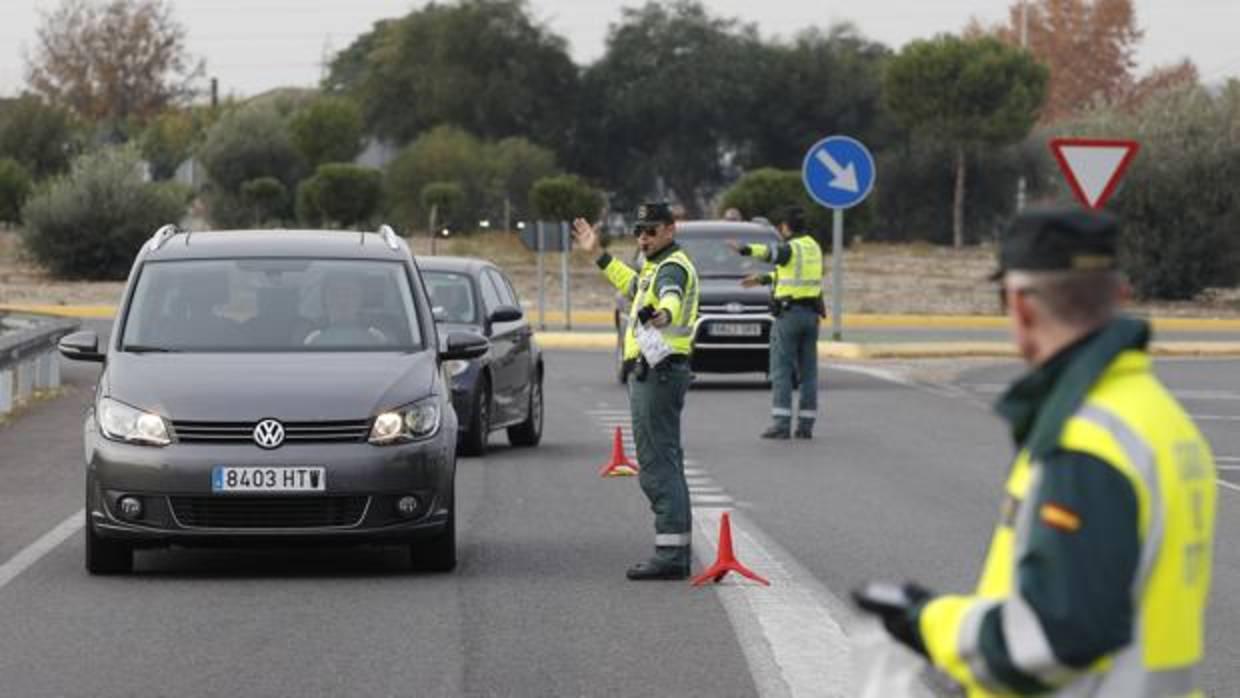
253,419,285,449
725,302,744,314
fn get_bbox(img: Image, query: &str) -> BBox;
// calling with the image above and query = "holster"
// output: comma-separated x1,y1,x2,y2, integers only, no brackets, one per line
634,356,650,382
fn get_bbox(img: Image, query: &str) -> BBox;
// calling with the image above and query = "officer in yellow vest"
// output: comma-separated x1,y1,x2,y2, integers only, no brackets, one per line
572,202,700,580
854,206,1217,696
733,206,825,439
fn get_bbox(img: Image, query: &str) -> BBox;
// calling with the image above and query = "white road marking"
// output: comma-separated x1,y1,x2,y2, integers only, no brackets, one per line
693,508,863,698
685,468,708,477
0,510,83,592
690,486,726,494
1193,415,1240,421
1215,457,1239,464
1219,480,1240,494
1174,390,1240,401
691,494,734,505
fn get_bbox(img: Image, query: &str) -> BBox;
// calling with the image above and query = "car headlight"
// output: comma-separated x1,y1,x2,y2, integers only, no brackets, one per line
369,398,441,445
445,360,470,377
97,397,171,446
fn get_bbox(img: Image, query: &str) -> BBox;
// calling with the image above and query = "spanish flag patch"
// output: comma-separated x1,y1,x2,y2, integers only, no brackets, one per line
1040,503,1082,532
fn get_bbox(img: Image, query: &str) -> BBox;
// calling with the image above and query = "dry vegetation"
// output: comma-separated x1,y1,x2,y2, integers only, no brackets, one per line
3,229,1238,318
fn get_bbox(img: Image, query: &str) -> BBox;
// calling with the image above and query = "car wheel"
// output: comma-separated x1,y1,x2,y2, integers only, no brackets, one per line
85,510,133,575
410,489,456,573
507,371,543,447
458,377,490,457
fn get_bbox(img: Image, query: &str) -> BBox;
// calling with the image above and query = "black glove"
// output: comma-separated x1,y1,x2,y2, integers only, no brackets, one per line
852,580,933,657
636,304,658,326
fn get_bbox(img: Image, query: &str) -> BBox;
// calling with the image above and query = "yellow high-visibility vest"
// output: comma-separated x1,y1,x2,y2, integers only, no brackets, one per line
920,350,1215,697
750,235,823,300
602,249,699,360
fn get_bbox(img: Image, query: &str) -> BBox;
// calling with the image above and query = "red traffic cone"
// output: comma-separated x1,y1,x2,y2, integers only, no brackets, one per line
599,426,639,477
691,512,770,586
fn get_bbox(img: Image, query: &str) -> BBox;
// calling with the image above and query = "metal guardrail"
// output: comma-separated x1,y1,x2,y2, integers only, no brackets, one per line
0,313,80,418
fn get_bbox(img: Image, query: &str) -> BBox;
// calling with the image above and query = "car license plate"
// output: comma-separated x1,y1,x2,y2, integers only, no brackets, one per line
709,322,761,337
211,466,326,493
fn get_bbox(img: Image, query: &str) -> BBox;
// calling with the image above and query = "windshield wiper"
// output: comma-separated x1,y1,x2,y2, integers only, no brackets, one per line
123,344,181,353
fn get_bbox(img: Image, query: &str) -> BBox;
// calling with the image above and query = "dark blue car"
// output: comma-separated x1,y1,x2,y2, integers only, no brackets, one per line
419,256,544,456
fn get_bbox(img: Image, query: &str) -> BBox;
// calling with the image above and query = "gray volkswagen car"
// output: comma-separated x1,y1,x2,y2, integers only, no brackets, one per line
58,225,487,575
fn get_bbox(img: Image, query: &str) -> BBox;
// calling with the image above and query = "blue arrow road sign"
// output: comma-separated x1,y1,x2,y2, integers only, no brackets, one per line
802,135,876,210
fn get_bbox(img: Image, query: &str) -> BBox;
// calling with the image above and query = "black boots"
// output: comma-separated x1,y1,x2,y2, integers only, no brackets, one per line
626,547,691,581
760,424,790,439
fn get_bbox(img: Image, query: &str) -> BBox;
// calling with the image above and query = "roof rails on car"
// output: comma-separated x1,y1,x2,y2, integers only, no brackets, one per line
377,224,401,251
147,224,184,251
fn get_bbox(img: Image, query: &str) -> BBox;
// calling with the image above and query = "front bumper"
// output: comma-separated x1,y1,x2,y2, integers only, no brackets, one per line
86,430,454,547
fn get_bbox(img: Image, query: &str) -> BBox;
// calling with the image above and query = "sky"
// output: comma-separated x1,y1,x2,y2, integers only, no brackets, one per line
1,0,1238,100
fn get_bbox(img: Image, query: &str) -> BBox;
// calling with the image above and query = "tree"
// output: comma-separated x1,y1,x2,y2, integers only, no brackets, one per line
716,168,862,243
530,175,603,222
384,125,488,227
738,24,895,169
139,109,196,180
310,164,382,228
980,0,1193,121
25,0,203,127
884,34,1048,247
326,0,577,149
20,145,186,279
0,159,33,224
0,95,80,178
199,103,305,227
576,1,766,214
289,96,364,169
1055,84,1240,300
487,137,559,226
421,182,466,230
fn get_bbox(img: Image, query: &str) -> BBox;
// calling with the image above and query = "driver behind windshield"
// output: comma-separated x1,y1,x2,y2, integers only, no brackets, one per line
303,272,388,346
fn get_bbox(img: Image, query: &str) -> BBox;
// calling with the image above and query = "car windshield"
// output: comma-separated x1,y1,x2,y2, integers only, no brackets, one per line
120,259,424,352
675,232,780,278
423,271,478,324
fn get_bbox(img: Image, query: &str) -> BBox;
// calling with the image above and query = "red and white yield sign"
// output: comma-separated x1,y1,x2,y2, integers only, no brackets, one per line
1049,138,1140,209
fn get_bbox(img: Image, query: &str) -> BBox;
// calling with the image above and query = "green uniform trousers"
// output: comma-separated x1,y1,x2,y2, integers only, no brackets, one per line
628,359,692,561
770,305,819,429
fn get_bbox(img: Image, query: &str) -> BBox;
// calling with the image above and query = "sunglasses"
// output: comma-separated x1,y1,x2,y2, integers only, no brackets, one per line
633,225,662,238
996,285,1037,312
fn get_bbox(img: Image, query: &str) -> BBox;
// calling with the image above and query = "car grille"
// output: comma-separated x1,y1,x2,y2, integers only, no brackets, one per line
698,304,769,315
172,419,371,445
169,496,369,529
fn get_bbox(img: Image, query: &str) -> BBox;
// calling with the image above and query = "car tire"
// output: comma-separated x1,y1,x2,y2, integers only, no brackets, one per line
410,490,456,573
507,371,543,447
458,377,490,457
85,510,133,575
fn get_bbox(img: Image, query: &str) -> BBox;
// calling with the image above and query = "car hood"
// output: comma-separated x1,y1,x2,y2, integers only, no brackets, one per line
103,351,438,421
697,277,772,308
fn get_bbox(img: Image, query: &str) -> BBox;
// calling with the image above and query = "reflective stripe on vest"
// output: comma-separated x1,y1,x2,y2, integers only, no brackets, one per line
625,250,699,356
773,236,823,299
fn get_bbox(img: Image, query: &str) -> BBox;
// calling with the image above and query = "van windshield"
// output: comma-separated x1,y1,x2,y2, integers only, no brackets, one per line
120,259,424,352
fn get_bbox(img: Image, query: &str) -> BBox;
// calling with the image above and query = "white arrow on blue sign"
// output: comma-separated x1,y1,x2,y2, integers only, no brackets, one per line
801,135,876,210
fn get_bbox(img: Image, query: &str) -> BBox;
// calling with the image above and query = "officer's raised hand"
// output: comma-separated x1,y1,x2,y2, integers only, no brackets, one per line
741,274,763,288
571,218,600,253
726,239,744,254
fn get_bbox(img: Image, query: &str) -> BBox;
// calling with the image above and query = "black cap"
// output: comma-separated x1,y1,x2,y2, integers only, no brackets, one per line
991,206,1119,280
633,202,675,231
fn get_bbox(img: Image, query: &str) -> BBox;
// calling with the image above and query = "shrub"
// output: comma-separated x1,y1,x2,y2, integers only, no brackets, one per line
295,176,324,227
529,174,602,222
20,146,186,279
240,176,288,226
199,103,304,225
311,164,381,227
0,158,32,224
420,181,466,229
0,95,80,178
289,96,363,168
717,167,869,245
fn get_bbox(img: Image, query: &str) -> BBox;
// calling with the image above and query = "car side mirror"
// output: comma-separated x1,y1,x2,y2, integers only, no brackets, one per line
441,331,488,361
58,330,104,363
488,305,523,324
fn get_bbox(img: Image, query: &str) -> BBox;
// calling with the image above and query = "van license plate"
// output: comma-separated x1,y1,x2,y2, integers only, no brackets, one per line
709,323,761,337
211,467,326,493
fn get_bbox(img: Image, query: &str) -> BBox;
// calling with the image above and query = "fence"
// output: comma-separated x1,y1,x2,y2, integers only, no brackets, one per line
0,314,79,419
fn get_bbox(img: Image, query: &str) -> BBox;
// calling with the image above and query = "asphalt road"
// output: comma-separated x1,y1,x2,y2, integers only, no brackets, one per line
1,332,1237,696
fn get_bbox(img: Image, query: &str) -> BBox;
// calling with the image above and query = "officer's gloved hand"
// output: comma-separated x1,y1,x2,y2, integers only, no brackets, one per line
636,304,658,326
851,580,934,657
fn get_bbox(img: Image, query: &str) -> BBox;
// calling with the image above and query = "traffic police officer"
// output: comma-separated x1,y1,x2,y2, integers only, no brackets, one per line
733,206,824,439
571,203,701,580
855,206,1217,696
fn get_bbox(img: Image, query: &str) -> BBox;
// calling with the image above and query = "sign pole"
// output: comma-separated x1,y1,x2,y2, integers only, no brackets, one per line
561,221,571,330
537,222,546,330
831,209,844,341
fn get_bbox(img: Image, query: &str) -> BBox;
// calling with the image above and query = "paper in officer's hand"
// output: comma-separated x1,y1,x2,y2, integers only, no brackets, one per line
635,324,672,367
